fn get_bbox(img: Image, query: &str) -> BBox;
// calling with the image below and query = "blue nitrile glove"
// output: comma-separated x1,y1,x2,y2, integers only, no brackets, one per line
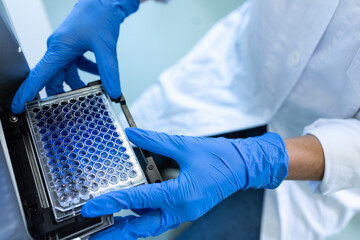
11,0,140,114
81,128,288,239
44,56,99,96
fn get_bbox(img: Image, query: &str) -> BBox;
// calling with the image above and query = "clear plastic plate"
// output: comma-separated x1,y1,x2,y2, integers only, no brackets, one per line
25,85,147,222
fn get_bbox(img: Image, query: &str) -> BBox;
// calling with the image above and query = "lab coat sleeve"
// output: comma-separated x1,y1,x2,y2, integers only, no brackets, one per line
303,118,360,195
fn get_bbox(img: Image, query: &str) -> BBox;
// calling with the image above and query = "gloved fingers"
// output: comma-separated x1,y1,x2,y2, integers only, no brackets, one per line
45,70,66,96
89,210,167,240
64,63,86,90
75,56,99,75
93,42,121,99
11,49,74,114
125,128,188,161
81,181,176,217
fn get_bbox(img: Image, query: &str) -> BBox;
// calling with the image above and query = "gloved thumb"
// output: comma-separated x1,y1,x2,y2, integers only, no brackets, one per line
81,181,175,217
125,128,186,160
93,43,121,99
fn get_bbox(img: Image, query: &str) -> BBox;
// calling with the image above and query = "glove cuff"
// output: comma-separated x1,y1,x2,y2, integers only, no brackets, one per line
240,132,289,190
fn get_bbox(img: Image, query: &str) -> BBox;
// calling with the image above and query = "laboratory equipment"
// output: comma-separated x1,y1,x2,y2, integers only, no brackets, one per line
0,9,162,239
25,85,147,222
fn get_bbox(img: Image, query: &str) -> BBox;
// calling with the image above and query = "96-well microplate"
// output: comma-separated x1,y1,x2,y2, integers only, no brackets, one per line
25,85,146,222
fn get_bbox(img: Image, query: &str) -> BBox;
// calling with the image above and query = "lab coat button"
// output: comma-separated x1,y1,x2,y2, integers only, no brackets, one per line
290,51,301,66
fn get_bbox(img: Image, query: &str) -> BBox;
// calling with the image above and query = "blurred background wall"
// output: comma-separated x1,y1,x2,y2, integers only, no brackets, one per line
41,0,244,105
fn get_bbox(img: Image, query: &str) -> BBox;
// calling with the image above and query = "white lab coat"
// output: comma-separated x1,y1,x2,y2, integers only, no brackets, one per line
129,0,360,239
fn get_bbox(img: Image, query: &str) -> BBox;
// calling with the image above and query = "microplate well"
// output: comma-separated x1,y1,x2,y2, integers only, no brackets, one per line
25,85,147,222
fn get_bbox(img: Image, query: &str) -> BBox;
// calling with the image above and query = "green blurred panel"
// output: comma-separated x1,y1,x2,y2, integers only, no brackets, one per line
42,0,244,104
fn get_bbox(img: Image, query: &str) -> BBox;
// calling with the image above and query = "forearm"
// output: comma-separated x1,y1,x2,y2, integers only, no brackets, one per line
285,135,325,181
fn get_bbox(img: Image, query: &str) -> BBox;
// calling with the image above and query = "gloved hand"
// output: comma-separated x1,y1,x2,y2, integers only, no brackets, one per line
11,0,140,114
81,128,288,239
44,56,99,97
